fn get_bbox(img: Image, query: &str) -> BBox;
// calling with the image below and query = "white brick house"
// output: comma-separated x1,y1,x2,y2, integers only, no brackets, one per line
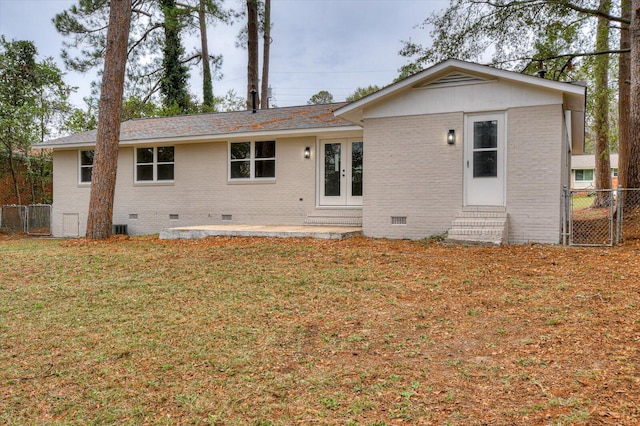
39,59,586,244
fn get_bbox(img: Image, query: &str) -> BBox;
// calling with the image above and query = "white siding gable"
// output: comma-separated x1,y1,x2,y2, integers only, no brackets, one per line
363,77,564,120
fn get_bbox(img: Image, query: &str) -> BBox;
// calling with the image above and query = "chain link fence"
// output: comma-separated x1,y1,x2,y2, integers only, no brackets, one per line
1,204,51,236
565,187,640,246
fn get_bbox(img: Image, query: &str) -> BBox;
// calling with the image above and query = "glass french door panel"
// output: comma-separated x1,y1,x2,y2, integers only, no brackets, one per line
351,141,363,197
324,143,341,197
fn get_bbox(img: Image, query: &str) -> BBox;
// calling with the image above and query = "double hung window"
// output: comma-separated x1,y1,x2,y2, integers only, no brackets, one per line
136,146,174,182
80,150,94,183
230,141,275,180
575,169,594,182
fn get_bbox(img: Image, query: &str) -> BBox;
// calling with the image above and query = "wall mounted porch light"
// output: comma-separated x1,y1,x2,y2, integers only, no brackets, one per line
304,146,311,159
447,129,456,145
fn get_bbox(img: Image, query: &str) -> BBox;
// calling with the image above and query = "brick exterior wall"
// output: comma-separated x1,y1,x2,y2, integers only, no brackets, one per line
362,105,566,243
506,104,565,244
362,112,464,239
51,136,322,237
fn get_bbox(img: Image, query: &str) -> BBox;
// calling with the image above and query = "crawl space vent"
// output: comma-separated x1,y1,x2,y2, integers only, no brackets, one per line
391,216,407,225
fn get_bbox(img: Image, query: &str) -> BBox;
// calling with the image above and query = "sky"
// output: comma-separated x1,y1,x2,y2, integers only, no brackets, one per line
0,0,447,109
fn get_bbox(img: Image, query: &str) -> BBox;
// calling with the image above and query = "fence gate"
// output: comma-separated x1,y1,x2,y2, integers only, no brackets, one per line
566,188,640,246
26,204,52,236
1,204,51,236
568,189,615,246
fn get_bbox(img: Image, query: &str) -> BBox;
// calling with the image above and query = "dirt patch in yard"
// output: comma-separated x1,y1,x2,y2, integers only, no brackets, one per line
1,236,639,425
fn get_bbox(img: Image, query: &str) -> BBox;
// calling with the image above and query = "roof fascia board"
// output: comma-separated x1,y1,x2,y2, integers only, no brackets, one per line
34,125,363,150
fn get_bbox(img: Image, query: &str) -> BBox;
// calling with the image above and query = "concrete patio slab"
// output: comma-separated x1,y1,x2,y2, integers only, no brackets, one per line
159,224,363,240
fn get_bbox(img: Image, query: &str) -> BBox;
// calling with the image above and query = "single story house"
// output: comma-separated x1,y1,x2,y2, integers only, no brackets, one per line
571,153,618,190
37,59,586,244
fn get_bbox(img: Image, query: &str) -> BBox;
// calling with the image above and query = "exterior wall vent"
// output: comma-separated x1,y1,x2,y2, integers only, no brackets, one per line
113,224,128,235
391,216,407,225
129,214,138,220
222,214,232,221
421,72,490,88
169,214,179,220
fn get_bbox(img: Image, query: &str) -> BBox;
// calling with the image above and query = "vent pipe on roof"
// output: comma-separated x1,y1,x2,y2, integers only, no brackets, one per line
251,88,257,113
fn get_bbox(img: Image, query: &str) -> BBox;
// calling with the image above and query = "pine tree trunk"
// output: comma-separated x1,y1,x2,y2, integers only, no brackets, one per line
246,0,260,110
8,154,21,205
592,0,612,208
86,0,131,239
199,0,214,110
260,0,271,109
627,0,640,190
618,0,631,189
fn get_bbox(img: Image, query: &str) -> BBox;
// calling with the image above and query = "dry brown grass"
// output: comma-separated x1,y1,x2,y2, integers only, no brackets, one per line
1,236,639,425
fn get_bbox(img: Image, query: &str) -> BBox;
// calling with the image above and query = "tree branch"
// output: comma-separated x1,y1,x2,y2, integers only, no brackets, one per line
475,0,629,24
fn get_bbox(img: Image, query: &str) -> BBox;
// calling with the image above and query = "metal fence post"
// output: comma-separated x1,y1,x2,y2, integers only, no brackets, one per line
616,185,623,244
562,185,568,246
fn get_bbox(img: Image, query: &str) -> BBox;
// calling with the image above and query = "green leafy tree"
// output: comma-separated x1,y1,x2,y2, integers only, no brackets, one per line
0,37,72,204
159,0,191,112
346,85,380,102
64,97,99,133
307,90,334,105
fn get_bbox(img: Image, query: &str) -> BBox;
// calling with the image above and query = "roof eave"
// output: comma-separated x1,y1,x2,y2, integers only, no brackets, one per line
34,125,363,150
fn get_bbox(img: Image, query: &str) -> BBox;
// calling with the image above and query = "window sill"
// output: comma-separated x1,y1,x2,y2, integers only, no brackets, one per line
227,179,276,185
133,181,176,187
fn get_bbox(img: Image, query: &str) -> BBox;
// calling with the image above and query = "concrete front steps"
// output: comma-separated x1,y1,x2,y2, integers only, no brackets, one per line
447,207,508,245
304,209,362,227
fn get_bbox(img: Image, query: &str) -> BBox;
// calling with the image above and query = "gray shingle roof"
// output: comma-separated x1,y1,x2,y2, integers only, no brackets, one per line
39,103,353,148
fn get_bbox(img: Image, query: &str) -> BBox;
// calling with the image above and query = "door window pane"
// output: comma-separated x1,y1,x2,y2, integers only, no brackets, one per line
473,121,498,149
473,151,498,177
351,142,363,197
324,143,341,196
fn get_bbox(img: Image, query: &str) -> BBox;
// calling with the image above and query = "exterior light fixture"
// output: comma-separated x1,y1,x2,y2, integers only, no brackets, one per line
447,129,456,145
304,146,311,159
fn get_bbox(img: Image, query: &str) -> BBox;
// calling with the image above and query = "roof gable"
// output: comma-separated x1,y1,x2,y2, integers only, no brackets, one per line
335,59,586,124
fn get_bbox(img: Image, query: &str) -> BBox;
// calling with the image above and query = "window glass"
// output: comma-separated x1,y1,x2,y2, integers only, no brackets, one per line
324,143,341,196
255,141,275,158
351,142,363,197
230,141,276,180
157,146,174,163
473,121,498,149
231,142,250,159
612,168,618,177
137,147,154,163
255,159,275,178
136,146,174,182
575,169,594,181
473,151,498,178
80,150,94,183
231,161,251,179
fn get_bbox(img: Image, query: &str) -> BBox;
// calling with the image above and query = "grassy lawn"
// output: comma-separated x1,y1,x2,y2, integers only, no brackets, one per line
1,236,639,425
571,194,595,210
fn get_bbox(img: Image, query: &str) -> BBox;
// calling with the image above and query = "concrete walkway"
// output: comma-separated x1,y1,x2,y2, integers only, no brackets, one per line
159,224,363,240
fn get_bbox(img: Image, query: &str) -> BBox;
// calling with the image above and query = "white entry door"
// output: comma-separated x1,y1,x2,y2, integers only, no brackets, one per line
320,139,363,206
464,113,505,206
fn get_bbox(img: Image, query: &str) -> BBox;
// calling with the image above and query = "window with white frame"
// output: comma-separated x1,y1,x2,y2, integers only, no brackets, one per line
80,150,94,183
575,169,594,181
229,141,275,180
136,146,174,182
612,168,618,177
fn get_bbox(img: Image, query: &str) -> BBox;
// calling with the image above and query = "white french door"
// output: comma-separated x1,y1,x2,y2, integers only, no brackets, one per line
464,113,506,206
319,139,363,206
